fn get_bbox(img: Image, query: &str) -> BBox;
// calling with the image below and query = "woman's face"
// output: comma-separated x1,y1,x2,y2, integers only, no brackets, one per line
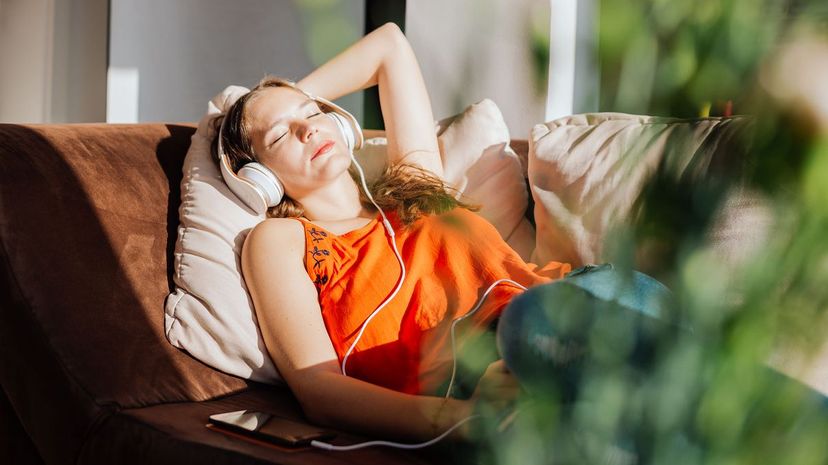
245,86,352,198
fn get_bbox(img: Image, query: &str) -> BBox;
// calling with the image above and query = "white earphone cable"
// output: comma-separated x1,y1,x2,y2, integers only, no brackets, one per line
310,414,479,451
443,279,527,399
331,152,526,450
340,154,405,377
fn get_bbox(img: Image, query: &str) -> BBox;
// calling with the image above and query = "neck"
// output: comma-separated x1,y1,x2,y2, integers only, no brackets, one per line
296,173,374,222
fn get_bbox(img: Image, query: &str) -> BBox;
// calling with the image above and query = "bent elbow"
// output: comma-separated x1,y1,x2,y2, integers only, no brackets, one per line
297,394,338,429
380,21,403,37
290,373,339,427
380,22,408,49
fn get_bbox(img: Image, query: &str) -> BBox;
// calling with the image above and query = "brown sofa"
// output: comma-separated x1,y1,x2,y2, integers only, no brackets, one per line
0,123,479,465
1,117,771,464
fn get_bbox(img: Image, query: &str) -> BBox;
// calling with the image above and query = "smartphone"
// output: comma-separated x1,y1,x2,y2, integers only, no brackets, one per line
208,410,336,447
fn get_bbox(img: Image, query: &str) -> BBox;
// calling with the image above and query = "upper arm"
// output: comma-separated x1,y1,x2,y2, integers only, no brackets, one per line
241,219,340,399
376,23,446,181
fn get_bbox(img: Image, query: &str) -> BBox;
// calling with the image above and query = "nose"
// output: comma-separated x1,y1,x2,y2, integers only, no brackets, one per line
297,119,319,143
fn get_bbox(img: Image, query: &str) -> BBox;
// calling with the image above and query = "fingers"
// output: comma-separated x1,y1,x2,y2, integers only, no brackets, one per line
480,360,519,391
488,359,510,373
472,360,521,413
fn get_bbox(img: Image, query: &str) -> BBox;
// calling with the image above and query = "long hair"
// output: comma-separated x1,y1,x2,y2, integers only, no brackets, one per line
212,75,479,227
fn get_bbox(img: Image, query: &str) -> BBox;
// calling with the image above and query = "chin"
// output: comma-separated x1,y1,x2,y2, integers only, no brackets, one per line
312,149,352,178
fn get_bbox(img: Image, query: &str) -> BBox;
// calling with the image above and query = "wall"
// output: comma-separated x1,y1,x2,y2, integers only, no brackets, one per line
405,0,553,139
0,0,53,122
546,0,598,120
0,0,592,129
51,0,108,122
0,0,107,123
107,0,365,123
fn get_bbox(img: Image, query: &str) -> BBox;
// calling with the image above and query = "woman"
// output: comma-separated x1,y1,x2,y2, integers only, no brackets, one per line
214,22,577,444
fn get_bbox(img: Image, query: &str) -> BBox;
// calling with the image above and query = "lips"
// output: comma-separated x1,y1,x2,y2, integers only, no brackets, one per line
312,140,335,159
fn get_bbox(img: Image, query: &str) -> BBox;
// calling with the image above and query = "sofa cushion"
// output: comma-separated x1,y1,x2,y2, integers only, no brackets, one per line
528,113,754,268
164,90,533,386
358,98,534,258
433,98,534,258
164,86,283,384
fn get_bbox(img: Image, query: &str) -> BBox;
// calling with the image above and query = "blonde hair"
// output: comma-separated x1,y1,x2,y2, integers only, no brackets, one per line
212,75,479,228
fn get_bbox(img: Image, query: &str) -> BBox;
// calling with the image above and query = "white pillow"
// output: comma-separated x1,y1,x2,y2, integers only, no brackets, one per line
435,99,535,260
164,85,283,383
164,88,531,384
356,98,535,259
528,112,750,267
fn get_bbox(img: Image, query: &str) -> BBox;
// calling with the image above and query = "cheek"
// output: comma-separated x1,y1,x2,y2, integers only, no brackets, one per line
333,146,355,167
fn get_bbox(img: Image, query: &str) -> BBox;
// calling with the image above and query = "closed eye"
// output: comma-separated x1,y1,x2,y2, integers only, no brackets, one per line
268,112,323,148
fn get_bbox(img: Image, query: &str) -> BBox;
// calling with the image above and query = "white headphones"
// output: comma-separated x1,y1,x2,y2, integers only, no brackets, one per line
216,82,365,215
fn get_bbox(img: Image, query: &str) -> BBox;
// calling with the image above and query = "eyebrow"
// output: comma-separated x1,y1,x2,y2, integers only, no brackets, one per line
264,99,316,139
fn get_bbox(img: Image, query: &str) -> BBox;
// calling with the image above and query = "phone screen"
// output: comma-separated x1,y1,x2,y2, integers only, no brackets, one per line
208,410,336,447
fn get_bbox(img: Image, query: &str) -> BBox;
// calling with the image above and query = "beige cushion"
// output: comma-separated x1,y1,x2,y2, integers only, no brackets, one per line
357,98,534,259
165,89,532,384
164,86,282,383
528,112,751,267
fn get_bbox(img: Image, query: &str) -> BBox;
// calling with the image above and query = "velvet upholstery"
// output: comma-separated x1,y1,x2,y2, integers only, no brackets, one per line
0,123,492,464
0,388,44,464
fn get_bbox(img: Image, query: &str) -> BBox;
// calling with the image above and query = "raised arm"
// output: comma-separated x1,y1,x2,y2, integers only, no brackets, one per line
241,219,470,442
297,22,445,181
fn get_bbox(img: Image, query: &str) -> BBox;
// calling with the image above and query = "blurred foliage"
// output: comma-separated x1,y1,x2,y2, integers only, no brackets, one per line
294,0,361,67
601,0,800,117
455,1,828,464
528,1,552,98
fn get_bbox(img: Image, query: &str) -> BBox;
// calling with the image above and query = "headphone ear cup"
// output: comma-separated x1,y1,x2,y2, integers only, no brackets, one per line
314,94,363,151
326,112,358,152
237,162,284,207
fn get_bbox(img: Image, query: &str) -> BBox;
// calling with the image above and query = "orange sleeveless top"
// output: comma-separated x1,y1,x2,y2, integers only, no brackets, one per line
296,207,570,395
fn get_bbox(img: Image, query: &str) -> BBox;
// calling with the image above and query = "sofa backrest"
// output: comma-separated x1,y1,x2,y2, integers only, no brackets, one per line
0,124,255,460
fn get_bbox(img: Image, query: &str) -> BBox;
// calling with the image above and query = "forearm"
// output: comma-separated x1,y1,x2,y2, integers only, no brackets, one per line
300,370,473,443
296,23,399,102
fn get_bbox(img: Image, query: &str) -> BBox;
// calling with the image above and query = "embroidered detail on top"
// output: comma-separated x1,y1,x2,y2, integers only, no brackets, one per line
309,227,328,243
309,241,331,288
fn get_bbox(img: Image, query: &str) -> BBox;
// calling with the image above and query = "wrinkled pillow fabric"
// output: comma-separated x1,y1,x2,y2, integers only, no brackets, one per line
437,99,534,260
357,98,534,259
528,112,750,267
164,86,282,383
165,89,533,384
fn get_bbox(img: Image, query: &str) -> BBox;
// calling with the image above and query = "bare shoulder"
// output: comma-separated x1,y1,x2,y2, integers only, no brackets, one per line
242,218,307,285
239,218,339,393
243,218,304,259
